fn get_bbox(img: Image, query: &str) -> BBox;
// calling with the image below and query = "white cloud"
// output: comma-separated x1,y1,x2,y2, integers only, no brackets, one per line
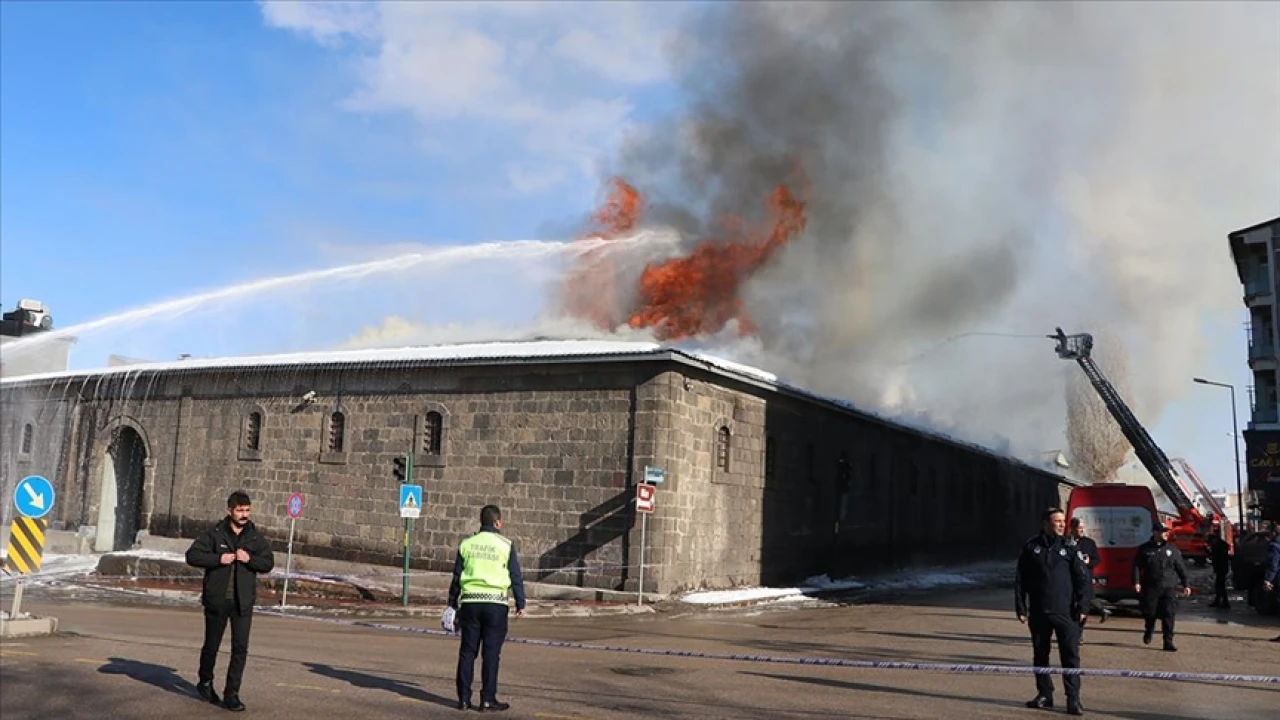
259,1,675,195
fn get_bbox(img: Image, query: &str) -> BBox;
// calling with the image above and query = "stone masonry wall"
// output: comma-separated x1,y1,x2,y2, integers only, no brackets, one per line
2,355,1069,595
3,361,660,592
653,367,1067,592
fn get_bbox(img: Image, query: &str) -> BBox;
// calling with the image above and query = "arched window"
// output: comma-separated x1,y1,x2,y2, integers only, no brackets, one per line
423,411,443,455
21,423,33,454
716,425,731,471
244,411,262,451
327,411,345,452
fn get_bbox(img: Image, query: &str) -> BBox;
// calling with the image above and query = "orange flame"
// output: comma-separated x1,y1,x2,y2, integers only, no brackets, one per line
625,184,807,340
560,178,644,330
560,176,808,341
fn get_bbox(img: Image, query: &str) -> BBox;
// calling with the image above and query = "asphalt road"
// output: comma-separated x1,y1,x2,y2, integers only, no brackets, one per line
2,579,1277,720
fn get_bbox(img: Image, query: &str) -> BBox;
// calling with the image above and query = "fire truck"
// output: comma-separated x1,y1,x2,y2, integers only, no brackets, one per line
1051,328,1234,565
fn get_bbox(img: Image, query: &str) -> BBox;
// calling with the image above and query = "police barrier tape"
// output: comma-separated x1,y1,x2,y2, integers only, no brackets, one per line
32,577,1280,686
254,609,1280,686
1,565,641,585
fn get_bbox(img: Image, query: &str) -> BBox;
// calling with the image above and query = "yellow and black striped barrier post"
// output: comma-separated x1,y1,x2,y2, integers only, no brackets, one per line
4,516,48,618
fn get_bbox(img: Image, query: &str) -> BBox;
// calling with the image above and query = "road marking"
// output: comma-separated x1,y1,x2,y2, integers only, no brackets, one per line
275,682,340,693
73,658,101,664
536,713,595,720
0,649,37,656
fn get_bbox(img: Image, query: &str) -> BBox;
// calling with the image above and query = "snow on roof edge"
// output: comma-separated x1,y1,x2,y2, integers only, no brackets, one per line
0,339,670,385
1,337,1067,482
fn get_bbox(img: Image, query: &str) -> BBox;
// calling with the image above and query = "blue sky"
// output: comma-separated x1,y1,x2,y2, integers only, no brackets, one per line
0,2,1264,498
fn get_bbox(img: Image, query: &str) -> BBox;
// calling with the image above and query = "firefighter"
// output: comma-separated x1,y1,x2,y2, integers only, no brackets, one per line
1016,507,1091,717
447,504,526,712
1133,522,1190,651
1207,530,1231,609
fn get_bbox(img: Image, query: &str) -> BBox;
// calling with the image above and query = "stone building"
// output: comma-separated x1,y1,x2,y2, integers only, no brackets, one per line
0,340,1073,593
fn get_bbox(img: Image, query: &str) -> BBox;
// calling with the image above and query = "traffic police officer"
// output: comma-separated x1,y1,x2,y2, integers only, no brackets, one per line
1133,522,1190,651
1015,507,1091,717
448,504,526,712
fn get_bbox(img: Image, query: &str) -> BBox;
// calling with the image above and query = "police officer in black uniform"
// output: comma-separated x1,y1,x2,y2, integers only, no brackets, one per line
1133,522,1190,651
1016,507,1091,717
1067,516,1109,631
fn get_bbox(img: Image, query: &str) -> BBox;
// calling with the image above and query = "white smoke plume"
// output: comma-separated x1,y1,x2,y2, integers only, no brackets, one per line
587,1,1280,460
1065,326,1137,483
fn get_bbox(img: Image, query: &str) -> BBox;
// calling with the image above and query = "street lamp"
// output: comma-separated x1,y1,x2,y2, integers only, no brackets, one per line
1193,377,1245,529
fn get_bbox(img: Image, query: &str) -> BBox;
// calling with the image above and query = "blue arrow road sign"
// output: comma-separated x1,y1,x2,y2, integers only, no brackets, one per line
14,475,55,520
399,484,422,519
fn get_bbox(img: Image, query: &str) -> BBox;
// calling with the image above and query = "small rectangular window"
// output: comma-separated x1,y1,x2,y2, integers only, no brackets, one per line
245,412,262,451
328,412,345,452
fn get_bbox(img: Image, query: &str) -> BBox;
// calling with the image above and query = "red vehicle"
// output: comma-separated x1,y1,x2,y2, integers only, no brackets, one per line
1066,484,1160,601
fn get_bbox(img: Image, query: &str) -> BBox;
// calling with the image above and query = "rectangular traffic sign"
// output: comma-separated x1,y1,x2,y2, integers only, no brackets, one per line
643,465,665,485
399,484,423,519
3,517,48,575
636,483,656,514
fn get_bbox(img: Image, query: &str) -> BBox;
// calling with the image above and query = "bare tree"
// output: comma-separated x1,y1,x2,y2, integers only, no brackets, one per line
1065,327,1135,483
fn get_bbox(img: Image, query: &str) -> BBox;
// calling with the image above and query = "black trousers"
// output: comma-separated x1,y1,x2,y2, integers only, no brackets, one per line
1029,612,1081,701
198,599,253,697
1212,568,1229,605
456,603,509,703
1143,595,1177,644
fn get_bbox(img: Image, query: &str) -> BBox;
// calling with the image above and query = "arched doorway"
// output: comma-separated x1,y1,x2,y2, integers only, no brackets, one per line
94,426,147,552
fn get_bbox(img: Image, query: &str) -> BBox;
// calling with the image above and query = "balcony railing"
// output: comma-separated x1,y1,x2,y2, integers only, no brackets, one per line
1249,384,1280,423
1250,340,1276,361
1245,273,1271,298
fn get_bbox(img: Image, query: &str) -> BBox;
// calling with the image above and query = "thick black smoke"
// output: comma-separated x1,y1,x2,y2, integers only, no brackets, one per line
599,1,1280,460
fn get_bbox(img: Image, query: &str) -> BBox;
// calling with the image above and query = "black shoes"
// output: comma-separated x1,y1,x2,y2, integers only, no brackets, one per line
1025,695,1053,709
1098,609,1110,624
478,699,510,712
222,696,246,712
457,699,472,711
196,681,221,705
1067,698,1084,716
1163,643,1178,652
1142,628,1153,645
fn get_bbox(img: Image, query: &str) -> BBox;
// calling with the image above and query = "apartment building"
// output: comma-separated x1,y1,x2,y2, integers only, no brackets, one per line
1231,216,1280,522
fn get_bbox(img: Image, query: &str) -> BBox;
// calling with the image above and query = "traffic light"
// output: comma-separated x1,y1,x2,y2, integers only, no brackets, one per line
393,455,407,482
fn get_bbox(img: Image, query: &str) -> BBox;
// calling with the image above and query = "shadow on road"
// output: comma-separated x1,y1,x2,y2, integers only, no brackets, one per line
97,657,198,700
737,670,1216,720
303,662,456,709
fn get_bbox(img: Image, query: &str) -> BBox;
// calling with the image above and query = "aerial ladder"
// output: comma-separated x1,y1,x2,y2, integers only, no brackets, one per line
1050,328,1232,561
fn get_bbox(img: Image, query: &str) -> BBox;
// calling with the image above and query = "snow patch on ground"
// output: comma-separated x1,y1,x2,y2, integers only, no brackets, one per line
0,552,103,585
110,548,188,562
680,562,1008,606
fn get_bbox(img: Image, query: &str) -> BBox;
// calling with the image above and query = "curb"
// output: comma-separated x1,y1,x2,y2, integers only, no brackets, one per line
67,581,655,619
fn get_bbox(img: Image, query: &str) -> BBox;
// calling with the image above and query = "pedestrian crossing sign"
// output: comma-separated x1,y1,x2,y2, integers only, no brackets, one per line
399,484,423,519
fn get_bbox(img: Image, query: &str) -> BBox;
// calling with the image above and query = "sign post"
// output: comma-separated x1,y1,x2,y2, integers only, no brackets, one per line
281,493,305,608
635,480,656,606
399,454,421,607
8,475,55,619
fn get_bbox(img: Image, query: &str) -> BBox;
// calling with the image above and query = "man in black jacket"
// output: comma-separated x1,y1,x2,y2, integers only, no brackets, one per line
1016,507,1091,717
185,490,275,712
1068,516,1109,629
1133,522,1190,652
